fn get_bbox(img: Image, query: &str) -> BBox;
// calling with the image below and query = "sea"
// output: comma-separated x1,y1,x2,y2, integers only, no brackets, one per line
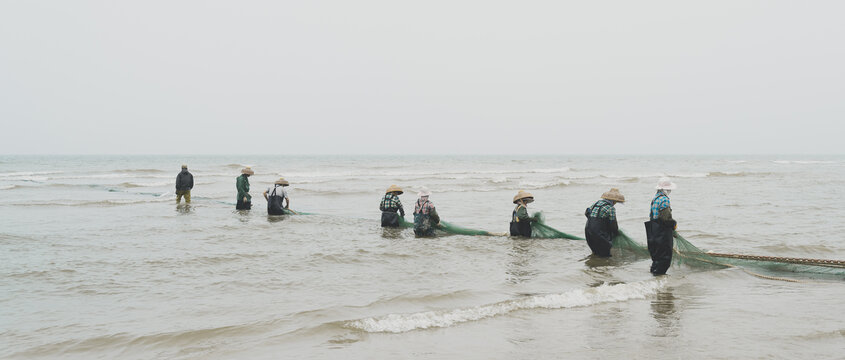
1,155,844,359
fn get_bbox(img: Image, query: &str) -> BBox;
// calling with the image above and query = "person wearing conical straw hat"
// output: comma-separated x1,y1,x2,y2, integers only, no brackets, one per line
264,177,291,215
645,177,677,275
510,190,537,237
584,188,625,257
175,164,193,204
235,166,254,210
379,185,406,227
413,187,440,237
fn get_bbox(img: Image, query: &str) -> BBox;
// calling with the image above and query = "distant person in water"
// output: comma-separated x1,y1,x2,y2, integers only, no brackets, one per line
236,167,254,210
645,178,677,275
510,190,537,237
584,188,624,257
175,164,193,204
379,185,405,227
264,177,290,215
413,187,440,237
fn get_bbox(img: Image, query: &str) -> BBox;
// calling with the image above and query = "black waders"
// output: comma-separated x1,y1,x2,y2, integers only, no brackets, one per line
645,219,676,275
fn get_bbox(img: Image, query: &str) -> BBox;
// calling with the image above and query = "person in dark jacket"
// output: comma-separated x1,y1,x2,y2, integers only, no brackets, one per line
379,184,406,227
510,190,537,237
236,167,254,210
645,177,677,275
175,164,194,204
413,187,440,237
584,188,625,257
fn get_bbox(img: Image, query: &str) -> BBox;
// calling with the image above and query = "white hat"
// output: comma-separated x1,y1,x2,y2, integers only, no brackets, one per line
417,187,431,197
656,177,677,190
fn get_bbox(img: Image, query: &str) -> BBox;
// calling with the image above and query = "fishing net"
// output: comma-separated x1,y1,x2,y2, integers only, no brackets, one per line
673,232,845,279
611,230,650,257
397,216,499,236
530,212,584,239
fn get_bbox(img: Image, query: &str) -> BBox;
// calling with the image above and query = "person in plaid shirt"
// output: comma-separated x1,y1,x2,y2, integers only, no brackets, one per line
379,185,405,227
584,188,624,257
645,177,677,275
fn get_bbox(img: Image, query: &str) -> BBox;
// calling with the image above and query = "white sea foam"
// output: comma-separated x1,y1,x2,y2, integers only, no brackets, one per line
0,171,63,178
0,185,15,190
773,160,835,165
345,279,665,333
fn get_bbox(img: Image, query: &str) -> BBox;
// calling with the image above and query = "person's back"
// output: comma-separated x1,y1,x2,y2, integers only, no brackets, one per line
380,185,405,227
175,165,194,204
265,178,290,215
584,189,623,257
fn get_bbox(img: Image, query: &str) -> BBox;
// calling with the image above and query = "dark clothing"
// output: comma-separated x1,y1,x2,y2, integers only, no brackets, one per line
413,198,439,237
236,175,251,210
381,211,401,227
176,169,193,191
380,193,405,227
236,198,252,210
645,219,676,275
267,185,287,215
646,192,675,274
509,204,532,237
584,200,619,257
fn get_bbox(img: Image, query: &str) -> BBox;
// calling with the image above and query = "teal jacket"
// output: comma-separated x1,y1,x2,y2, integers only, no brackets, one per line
236,175,251,201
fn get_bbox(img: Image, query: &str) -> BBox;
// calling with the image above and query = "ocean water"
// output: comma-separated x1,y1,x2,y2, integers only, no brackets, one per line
1,155,844,359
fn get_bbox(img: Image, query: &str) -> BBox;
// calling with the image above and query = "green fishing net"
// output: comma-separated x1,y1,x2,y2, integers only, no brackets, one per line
611,230,650,257
530,212,584,239
397,216,498,236
672,232,845,279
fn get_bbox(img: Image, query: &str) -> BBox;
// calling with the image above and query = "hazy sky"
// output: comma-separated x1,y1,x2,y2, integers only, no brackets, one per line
1,1,843,155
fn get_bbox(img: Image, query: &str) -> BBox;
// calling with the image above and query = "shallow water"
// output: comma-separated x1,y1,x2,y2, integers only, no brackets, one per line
2,155,844,359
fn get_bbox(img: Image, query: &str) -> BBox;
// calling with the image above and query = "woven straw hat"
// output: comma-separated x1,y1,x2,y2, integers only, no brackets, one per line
241,167,255,175
385,184,403,195
513,190,534,204
417,187,431,197
275,177,289,186
601,188,625,203
655,177,677,190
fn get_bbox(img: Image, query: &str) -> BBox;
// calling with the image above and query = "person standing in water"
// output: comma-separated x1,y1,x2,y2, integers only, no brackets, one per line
645,177,677,275
236,167,254,210
413,187,440,237
263,177,290,215
510,190,537,237
584,188,625,257
175,164,193,204
379,185,405,227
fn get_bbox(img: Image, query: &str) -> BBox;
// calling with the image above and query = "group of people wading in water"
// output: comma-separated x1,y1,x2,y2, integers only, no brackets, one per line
378,177,679,276
176,166,678,276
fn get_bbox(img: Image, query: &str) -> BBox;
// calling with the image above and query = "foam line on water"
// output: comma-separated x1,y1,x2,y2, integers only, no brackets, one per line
344,278,665,333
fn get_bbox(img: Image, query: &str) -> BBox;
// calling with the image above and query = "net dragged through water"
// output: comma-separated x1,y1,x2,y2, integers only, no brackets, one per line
531,212,584,239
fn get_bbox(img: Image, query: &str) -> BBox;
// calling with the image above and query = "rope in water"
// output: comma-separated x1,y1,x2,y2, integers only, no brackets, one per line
705,253,845,268
673,249,804,283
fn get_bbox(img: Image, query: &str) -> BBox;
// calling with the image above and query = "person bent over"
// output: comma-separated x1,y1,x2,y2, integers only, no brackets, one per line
264,177,290,215
510,190,537,237
585,188,624,257
380,185,405,227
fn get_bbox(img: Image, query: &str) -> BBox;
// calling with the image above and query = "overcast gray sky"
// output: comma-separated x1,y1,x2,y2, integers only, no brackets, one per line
1,1,843,155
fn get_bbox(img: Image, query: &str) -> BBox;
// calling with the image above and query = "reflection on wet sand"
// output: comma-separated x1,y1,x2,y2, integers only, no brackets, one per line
506,239,539,284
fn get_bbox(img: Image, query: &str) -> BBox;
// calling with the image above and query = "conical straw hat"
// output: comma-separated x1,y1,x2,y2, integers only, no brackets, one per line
275,177,289,186
241,167,255,175
601,188,625,202
385,184,403,194
513,190,534,204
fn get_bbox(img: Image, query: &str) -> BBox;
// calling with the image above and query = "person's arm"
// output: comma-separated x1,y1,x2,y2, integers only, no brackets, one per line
284,195,290,209
175,174,181,191
516,206,532,222
658,206,673,222
379,196,387,212
188,173,193,190
398,199,405,217
263,189,269,201
430,207,440,225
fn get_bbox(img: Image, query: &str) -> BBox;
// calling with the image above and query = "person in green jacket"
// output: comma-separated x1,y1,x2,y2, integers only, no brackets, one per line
236,167,254,210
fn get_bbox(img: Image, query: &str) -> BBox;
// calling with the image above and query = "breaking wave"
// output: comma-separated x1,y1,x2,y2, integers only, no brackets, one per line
773,160,835,165
344,279,665,333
